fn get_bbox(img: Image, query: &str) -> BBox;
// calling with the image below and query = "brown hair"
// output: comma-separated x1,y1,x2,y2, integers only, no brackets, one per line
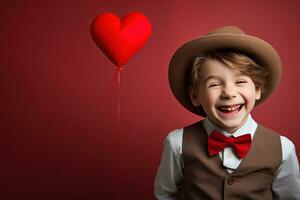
189,49,268,93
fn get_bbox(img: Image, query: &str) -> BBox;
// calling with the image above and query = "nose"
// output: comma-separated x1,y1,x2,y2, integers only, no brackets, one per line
221,85,236,99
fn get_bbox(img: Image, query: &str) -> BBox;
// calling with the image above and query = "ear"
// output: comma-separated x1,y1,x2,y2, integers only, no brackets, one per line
255,87,261,100
189,87,201,106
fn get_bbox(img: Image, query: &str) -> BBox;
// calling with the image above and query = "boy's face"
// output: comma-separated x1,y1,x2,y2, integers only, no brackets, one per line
190,59,261,133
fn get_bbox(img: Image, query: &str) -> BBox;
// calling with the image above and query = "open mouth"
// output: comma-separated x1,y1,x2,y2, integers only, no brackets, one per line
217,104,244,114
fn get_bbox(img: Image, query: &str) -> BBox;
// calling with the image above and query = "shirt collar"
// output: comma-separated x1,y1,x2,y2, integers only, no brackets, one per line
203,114,257,139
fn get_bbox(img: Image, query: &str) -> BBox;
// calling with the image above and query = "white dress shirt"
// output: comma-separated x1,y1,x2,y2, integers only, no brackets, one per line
154,115,300,200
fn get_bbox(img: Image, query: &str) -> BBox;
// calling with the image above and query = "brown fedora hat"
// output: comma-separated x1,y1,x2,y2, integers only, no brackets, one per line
168,26,282,116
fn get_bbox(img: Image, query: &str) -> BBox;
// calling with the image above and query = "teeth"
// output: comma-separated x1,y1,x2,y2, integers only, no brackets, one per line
219,104,241,112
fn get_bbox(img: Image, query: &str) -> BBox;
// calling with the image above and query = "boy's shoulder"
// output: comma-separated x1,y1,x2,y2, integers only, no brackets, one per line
166,128,183,143
164,128,184,154
167,120,204,137
258,123,296,159
257,123,293,143
164,120,204,149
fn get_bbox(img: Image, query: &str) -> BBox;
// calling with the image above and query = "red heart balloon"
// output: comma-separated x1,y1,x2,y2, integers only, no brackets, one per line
90,12,152,67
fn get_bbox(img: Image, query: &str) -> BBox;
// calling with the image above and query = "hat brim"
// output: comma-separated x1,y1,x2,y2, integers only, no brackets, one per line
169,34,282,116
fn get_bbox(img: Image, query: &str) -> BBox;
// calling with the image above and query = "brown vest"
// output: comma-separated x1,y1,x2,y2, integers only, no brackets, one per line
177,120,282,200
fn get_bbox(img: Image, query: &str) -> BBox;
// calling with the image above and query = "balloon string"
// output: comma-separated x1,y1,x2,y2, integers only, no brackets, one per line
110,66,123,126
116,67,121,200
117,67,121,125
111,66,123,200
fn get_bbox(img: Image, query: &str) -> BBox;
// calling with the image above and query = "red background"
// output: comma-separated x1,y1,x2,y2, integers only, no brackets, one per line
1,0,300,199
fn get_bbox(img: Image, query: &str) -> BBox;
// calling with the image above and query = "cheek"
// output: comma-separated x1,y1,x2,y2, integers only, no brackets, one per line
242,88,258,104
201,90,219,106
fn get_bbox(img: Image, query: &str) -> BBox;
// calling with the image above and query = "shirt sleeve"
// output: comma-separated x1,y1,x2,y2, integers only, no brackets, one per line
154,129,184,200
272,136,300,199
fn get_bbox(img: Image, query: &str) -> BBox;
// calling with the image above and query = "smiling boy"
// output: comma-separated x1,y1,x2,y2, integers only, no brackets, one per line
189,53,262,133
155,26,300,199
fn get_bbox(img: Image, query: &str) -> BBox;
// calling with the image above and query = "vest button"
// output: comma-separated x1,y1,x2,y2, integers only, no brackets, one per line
227,178,235,185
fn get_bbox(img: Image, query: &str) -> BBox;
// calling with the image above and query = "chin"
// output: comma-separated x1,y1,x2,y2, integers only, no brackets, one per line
217,119,245,133
221,124,242,133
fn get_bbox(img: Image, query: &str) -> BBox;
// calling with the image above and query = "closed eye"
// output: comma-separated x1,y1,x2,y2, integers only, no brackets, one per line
208,83,221,88
236,80,248,84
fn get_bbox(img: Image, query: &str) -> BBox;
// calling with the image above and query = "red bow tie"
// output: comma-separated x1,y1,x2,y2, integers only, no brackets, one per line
208,131,252,159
